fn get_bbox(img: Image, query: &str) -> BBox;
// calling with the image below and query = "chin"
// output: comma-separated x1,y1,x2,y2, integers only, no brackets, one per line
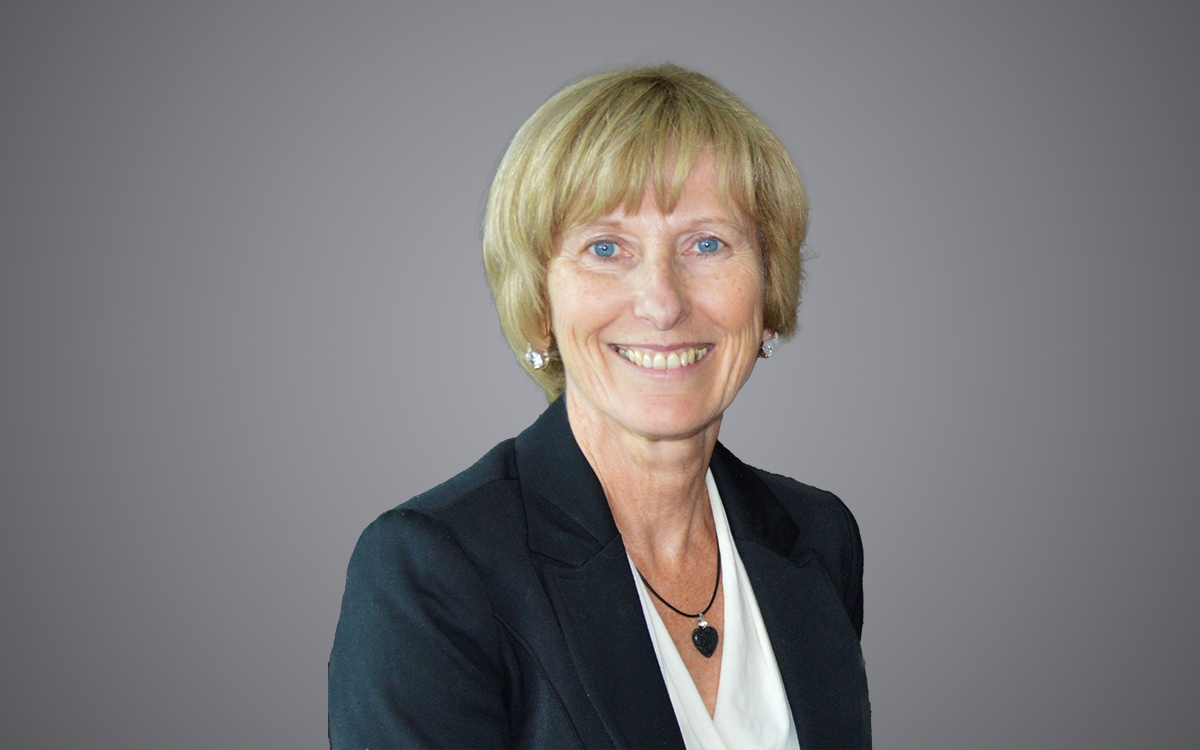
616,395,719,441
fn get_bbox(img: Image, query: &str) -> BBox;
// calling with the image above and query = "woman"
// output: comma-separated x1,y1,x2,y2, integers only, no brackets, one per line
329,64,870,749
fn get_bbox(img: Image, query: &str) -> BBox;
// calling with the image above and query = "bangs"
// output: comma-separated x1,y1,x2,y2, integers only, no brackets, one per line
540,76,759,244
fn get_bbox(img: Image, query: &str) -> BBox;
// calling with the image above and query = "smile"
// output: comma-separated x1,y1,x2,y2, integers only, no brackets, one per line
614,345,711,370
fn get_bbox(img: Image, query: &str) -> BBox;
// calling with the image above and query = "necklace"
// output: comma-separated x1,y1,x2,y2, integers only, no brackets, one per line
636,551,722,658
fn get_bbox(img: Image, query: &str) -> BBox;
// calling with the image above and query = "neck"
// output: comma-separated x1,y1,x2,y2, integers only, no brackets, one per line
565,390,719,568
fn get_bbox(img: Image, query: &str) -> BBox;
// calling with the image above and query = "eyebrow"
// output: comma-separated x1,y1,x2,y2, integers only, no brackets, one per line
672,215,759,240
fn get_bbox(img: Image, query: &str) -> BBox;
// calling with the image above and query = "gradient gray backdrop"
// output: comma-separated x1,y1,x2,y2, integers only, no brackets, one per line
3,2,1198,747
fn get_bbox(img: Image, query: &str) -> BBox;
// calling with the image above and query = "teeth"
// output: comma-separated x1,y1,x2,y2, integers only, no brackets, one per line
617,345,711,370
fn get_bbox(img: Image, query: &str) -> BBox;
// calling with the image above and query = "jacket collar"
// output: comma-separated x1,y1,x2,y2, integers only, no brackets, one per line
708,440,802,558
514,395,618,566
515,395,802,565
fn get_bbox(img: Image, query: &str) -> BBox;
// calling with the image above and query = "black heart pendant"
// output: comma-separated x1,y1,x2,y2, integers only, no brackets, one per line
692,624,719,658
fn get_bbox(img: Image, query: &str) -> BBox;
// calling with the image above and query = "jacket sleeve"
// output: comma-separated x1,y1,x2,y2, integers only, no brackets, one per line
328,508,509,749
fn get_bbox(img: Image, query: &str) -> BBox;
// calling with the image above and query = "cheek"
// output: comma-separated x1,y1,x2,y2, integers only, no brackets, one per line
547,270,617,342
699,267,764,331
546,265,577,330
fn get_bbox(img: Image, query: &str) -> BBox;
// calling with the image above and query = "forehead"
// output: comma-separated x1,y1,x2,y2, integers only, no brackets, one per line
563,152,753,235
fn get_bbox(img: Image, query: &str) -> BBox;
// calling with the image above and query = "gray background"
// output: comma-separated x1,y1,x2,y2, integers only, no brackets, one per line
2,1,1197,747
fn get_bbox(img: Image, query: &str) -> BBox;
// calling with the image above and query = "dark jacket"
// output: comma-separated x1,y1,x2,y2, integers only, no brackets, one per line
329,397,870,748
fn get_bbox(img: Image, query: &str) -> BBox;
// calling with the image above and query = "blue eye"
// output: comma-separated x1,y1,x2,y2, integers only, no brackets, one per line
696,238,722,254
590,241,617,258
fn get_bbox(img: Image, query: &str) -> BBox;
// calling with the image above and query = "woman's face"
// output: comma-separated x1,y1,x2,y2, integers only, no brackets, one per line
547,153,770,442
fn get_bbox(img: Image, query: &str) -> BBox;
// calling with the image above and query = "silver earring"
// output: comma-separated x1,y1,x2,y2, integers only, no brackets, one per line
761,332,778,358
524,346,550,370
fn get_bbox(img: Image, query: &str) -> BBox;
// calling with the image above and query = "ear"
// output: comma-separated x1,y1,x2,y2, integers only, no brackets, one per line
527,320,553,352
761,329,774,343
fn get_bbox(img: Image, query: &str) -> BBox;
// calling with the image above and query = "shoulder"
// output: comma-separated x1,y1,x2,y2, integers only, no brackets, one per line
742,462,866,638
365,437,519,533
752,467,862,552
351,437,527,578
395,436,520,518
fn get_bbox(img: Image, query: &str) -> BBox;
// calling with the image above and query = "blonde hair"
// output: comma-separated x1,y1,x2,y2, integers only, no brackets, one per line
483,63,808,401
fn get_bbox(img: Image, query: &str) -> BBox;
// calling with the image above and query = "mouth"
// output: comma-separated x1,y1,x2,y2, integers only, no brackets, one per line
613,344,712,371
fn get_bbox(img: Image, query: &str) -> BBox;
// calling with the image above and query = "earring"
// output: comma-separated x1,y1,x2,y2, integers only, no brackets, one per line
760,332,778,358
524,346,550,370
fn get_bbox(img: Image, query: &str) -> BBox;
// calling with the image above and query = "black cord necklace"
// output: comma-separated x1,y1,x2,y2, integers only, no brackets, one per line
636,552,722,658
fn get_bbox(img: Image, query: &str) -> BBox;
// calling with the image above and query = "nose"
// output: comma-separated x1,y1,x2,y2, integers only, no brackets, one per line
633,254,688,330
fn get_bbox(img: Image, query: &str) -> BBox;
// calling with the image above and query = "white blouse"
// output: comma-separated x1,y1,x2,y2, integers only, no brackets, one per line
628,469,801,750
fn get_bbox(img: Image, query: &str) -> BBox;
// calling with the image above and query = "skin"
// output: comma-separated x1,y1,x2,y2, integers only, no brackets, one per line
545,153,772,716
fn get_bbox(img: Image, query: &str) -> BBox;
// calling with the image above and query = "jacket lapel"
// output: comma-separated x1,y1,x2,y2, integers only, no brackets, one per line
515,397,685,749
711,444,871,748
